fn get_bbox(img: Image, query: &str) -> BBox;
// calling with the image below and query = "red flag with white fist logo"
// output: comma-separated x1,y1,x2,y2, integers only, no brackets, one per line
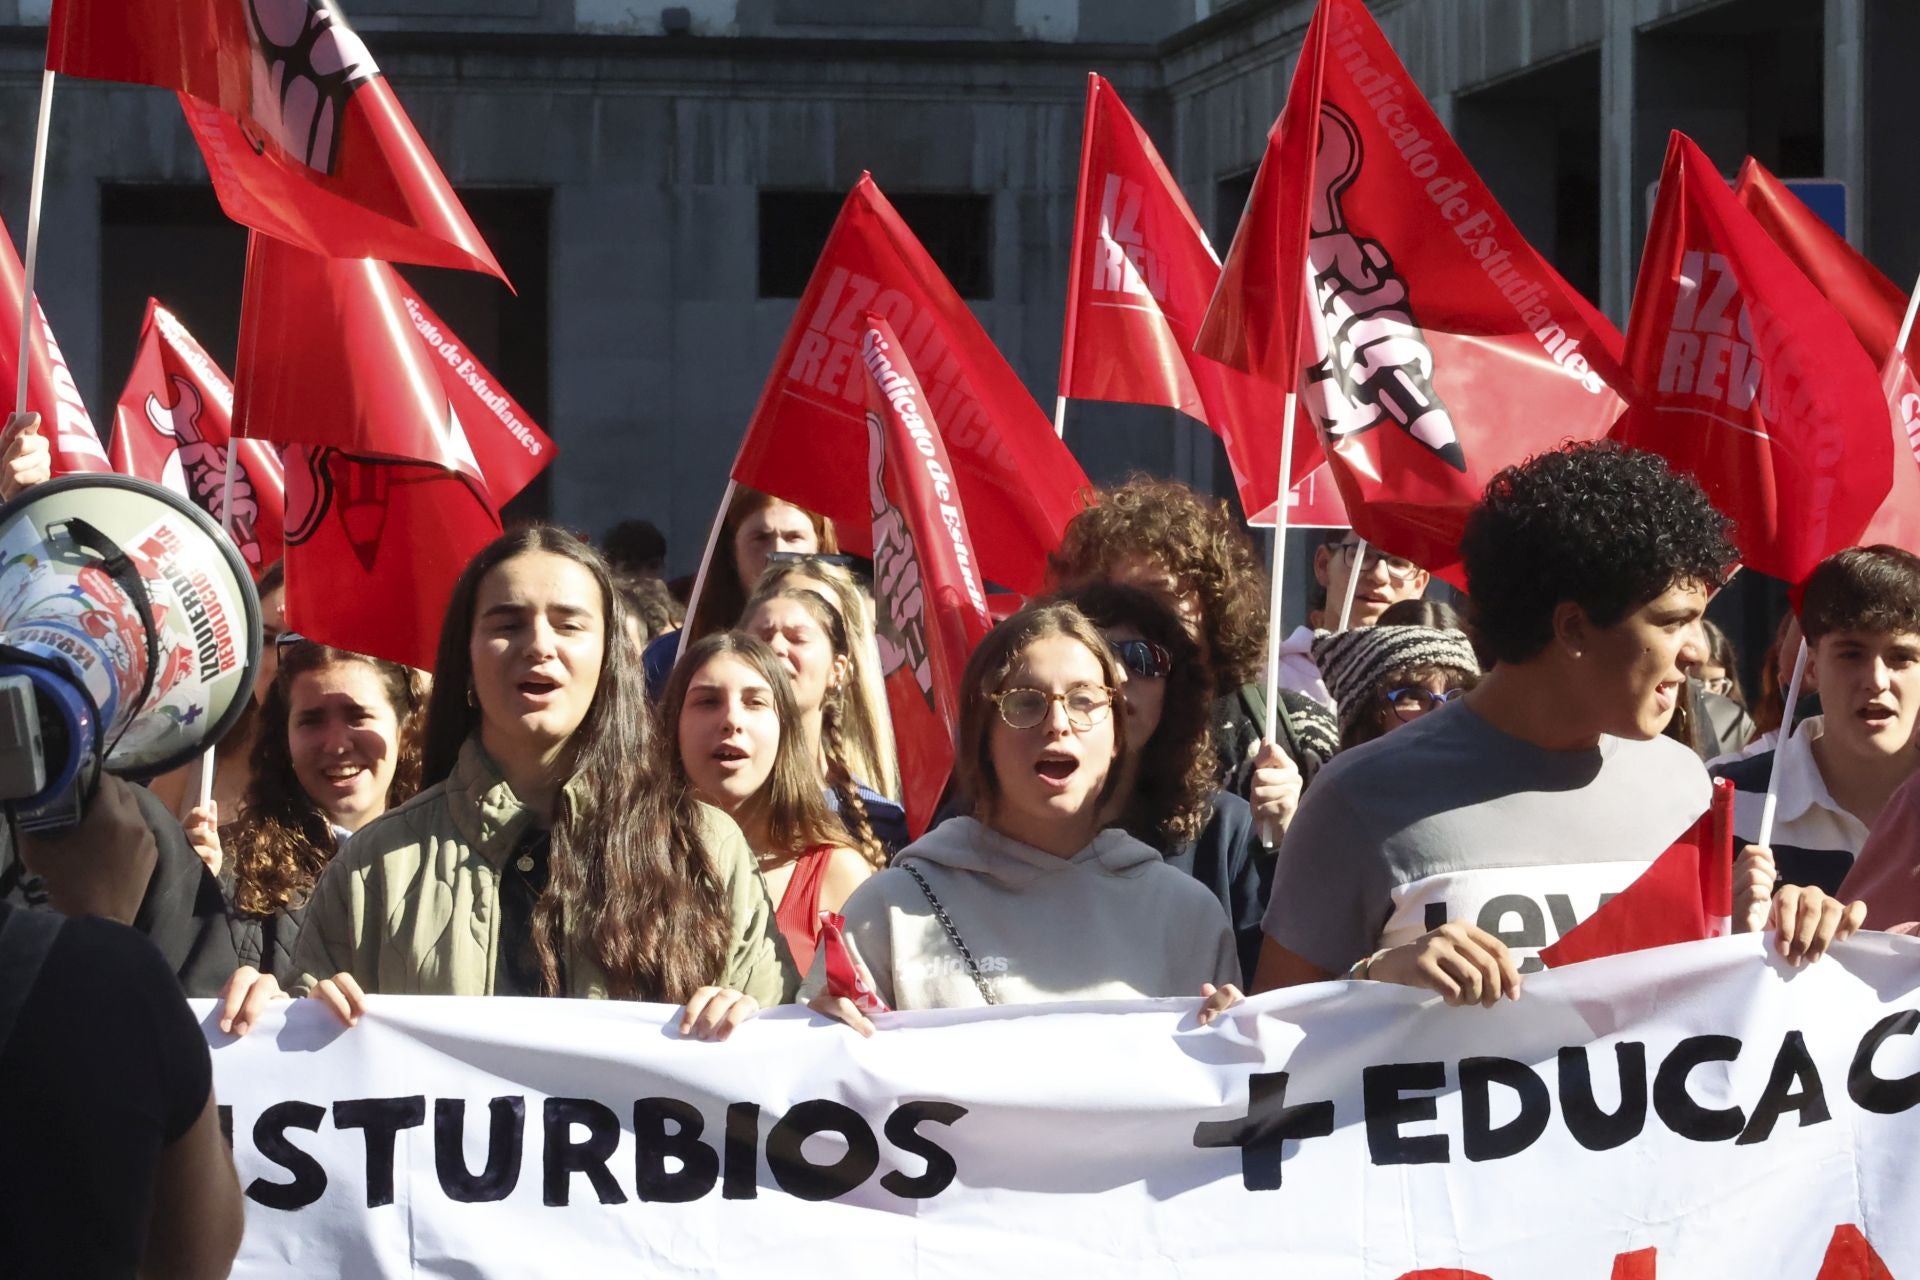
110,299,286,575
1615,133,1891,583
862,312,993,838
0,210,108,476
48,0,503,279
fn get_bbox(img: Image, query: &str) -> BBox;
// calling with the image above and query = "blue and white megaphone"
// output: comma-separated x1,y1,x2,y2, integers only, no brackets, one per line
0,474,261,830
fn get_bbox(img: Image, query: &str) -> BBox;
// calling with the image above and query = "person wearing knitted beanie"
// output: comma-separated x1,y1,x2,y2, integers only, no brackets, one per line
1311,626,1482,751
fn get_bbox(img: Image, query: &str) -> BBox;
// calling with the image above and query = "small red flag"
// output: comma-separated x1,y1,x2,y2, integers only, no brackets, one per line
731,175,1086,594
1540,779,1734,968
1059,74,1318,522
862,312,993,838
0,213,107,475
110,300,286,575
1615,133,1892,585
1276,461,1350,530
47,0,502,279
1201,0,1627,585
818,911,888,1015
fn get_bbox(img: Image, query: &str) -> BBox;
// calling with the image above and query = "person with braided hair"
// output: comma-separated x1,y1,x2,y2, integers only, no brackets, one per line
663,633,873,969
741,578,907,859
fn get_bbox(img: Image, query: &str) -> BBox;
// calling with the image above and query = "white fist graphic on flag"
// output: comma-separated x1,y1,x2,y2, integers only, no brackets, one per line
247,0,380,175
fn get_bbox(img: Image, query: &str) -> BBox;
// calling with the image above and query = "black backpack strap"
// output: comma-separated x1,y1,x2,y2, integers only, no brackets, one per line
0,907,63,1051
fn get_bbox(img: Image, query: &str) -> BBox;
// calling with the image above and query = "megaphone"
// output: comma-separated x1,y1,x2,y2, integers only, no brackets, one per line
0,474,261,830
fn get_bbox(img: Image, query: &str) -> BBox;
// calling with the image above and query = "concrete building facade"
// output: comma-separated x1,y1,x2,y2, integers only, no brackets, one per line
0,0,1904,643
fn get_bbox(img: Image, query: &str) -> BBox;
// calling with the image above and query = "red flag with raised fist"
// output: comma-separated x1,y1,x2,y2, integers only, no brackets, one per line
1615,133,1891,584
732,175,1086,594
1202,0,1628,585
0,214,107,475
111,300,286,573
1541,780,1733,967
1059,74,1316,523
47,0,503,279
862,313,994,838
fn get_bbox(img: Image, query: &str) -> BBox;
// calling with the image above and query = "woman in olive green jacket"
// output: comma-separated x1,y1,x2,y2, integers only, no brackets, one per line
283,525,795,1039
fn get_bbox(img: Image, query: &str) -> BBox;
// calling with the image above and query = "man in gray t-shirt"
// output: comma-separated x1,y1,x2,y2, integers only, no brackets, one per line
1254,443,1738,1004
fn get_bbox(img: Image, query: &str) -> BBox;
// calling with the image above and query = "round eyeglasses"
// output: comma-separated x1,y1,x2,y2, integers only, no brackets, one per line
1385,685,1466,722
989,685,1115,731
1108,638,1173,680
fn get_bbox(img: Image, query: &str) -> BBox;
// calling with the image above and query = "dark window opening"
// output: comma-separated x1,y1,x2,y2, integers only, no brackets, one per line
758,189,993,299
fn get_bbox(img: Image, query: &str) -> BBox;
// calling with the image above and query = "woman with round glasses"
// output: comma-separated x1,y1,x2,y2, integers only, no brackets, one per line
1313,623,1482,752
1065,584,1271,983
799,601,1242,1031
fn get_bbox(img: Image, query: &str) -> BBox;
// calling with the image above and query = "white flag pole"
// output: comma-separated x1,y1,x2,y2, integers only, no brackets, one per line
1334,536,1367,632
1754,635,1809,851
1894,280,1920,364
197,437,244,810
14,70,55,419
677,478,737,662
1254,392,1300,851
1052,395,1068,439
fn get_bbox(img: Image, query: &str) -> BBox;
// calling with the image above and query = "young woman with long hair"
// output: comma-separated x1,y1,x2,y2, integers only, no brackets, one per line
1060,583,1269,984
799,602,1243,1033
287,525,791,1041
662,632,873,967
740,577,905,860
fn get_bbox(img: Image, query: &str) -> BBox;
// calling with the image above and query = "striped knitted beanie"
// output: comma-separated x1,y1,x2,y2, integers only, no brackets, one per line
1310,625,1482,742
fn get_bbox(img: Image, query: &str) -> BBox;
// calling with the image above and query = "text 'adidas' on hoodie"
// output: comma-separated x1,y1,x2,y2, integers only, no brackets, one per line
802,817,1238,1011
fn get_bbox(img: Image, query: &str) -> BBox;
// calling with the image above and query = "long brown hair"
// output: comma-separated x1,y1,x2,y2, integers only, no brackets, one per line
227,641,425,917
1056,583,1215,848
687,488,838,644
953,602,1128,825
425,525,734,1001
739,581,888,867
659,632,855,866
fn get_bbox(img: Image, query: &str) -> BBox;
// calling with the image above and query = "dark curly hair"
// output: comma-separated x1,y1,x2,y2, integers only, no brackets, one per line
1056,583,1217,848
1048,475,1268,695
227,641,426,918
1460,442,1736,665
1800,545,1920,643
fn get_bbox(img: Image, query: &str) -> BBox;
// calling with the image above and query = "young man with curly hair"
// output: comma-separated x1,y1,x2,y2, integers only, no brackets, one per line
1256,443,1742,1002
1047,476,1338,844
1713,546,1920,896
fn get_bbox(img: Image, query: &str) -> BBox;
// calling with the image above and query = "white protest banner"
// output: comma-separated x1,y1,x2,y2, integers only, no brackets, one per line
202,934,1920,1277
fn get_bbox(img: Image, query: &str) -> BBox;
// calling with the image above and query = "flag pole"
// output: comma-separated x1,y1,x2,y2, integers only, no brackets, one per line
1754,635,1809,851
1054,74,1099,448
1334,535,1366,631
195,436,243,811
677,478,737,662
14,70,55,419
1258,390,1299,825
1894,279,1920,363
1053,395,1068,439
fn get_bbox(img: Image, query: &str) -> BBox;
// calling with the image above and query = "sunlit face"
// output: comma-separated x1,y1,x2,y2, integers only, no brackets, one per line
288,661,402,833
743,595,847,718
985,634,1118,852
733,502,818,593
470,552,606,764
1314,537,1428,628
1102,623,1166,757
1811,630,1920,761
253,583,287,706
1577,580,1709,740
676,654,781,815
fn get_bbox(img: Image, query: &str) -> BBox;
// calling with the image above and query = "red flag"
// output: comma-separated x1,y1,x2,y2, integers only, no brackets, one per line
1734,159,1920,554
1615,133,1892,584
818,911,888,1015
110,300,286,574
1272,461,1349,530
1734,160,1905,365
0,214,107,475
731,175,1086,594
280,445,498,672
47,0,502,279
1059,74,1318,522
861,313,994,838
393,281,555,507
1540,779,1734,967
1202,0,1628,586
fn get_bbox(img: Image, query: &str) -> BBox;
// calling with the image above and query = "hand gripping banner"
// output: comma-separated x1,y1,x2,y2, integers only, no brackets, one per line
204,934,1920,1276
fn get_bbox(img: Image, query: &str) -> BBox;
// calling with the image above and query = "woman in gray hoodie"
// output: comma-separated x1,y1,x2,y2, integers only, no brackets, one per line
801,602,1243,1032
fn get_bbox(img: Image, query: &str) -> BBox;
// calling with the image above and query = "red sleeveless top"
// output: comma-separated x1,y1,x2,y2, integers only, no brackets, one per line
773,845,838,971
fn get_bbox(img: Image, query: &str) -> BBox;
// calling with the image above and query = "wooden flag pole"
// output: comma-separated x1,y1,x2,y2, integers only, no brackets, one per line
677,478,737,662
1334,536,1367,632
14,70,55,419
1754,635,1809,851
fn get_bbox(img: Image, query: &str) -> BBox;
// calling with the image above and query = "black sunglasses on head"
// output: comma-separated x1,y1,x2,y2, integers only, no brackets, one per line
1108,638,1173,680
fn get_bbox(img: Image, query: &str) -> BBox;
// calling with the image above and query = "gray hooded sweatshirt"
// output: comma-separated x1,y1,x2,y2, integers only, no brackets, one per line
801,816,1238,1010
